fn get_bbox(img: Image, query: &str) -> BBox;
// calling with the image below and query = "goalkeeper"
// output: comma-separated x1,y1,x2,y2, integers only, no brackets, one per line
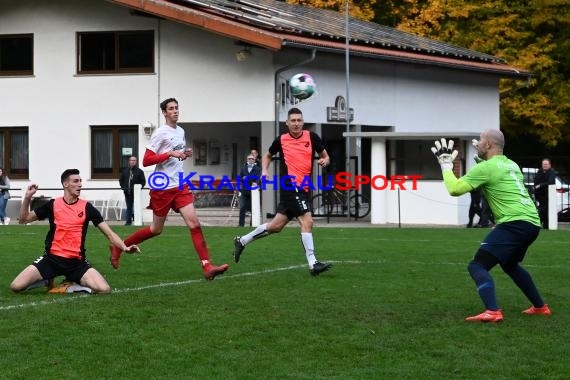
430,129,550,322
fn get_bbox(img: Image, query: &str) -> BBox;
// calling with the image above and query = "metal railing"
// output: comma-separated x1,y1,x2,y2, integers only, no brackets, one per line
5,185,238,226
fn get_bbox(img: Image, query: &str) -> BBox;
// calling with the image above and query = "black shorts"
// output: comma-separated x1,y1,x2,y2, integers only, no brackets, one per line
32,253,92,283
276,188,311,220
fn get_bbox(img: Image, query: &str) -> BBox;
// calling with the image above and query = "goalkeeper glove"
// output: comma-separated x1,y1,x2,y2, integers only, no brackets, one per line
430,138,458,171
472,139,484,163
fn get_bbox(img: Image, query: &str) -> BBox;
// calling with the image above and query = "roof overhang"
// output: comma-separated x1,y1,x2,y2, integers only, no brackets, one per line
106,0,530,80
343,132,481,140
106,0,283,50
283,36,529,79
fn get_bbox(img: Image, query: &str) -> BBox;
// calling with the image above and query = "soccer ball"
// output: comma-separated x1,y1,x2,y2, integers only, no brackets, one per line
289,73,316,100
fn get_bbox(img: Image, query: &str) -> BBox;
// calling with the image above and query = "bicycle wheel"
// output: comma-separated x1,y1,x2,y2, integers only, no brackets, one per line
311,194,331,216
349,194,370,218
230,190,240,208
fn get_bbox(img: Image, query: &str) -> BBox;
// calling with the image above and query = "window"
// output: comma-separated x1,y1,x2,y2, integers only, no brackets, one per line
91,126,138,179
388,139,465,180
0,127,29,179
0,34,33,76
77,31,154,74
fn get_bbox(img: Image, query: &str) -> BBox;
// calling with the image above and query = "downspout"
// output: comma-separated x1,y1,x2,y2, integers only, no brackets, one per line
157,18,161,128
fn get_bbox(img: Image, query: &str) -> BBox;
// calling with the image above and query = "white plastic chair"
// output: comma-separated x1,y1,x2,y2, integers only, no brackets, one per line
91,199,107,215
105,193,124,221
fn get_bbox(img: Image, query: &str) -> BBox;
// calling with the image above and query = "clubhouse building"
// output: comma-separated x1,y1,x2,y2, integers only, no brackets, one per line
0,0,529,225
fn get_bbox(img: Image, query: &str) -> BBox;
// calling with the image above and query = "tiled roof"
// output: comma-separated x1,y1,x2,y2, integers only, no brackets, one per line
182,0,501,63
107,0,530,78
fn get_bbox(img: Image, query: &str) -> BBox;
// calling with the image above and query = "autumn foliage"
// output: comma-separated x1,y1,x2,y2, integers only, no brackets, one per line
286,0,570,146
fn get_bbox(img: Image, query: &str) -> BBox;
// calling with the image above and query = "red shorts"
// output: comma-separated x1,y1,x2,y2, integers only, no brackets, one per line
148,184,195,217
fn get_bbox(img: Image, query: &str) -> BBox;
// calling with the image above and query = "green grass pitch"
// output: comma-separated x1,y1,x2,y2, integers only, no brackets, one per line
1,225,569,379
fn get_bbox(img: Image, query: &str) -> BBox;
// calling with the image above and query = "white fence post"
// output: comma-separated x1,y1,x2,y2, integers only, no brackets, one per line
251,187,261,227
134,184,143,226
548,184,557,230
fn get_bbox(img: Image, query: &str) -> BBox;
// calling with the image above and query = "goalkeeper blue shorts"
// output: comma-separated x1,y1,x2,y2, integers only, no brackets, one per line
480,220,540,267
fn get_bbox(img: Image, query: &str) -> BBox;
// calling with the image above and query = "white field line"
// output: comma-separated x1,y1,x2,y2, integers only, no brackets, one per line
0,264,309,312
0,259,561,312
157,234,570,246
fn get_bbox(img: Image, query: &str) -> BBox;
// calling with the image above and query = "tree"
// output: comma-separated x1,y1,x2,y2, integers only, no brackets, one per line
286,0,570,146
286,0,376,21
388,0,570,146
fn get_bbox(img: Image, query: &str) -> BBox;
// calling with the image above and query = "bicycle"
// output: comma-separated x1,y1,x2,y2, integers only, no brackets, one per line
311,187,370,218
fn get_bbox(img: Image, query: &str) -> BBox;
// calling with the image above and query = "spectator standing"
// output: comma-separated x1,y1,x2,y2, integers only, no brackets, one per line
119,156,146,225
249,149,261,167
467,189,482,228
0,168,11,225
238,154,262,227
476,195,495,228
533,158,556,229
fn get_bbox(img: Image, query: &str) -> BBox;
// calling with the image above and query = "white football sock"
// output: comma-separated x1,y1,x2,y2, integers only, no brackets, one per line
241,223,269,245
67,283,93,294
301,232,317,268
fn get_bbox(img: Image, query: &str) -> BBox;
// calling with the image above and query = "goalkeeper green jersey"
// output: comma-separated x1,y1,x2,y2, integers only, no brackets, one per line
461,155,541,226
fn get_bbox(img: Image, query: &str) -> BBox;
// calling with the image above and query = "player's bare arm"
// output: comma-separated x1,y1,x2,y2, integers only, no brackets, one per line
98,222,140,254
318,149,330,167
19,184,39,224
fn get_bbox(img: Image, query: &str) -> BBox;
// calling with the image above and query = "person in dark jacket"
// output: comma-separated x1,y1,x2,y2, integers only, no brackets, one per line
467,189,482,227
238,154,262,227
119,156,146,225
467,188,494,228
533,158,556,229
0,167,11,225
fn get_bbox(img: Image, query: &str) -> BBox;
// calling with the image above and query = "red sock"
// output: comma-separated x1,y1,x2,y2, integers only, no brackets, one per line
124,226,154,246
191,227,211,266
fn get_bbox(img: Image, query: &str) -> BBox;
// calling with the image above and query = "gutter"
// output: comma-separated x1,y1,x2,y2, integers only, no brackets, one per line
282,41,531,80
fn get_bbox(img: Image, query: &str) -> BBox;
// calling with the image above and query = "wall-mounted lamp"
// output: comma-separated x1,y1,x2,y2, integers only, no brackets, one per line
235,46,252,62
141,122,156,139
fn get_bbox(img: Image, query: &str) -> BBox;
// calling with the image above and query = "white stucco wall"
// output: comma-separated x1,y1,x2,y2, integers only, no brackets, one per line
277,58,500,131
157,21,276,122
